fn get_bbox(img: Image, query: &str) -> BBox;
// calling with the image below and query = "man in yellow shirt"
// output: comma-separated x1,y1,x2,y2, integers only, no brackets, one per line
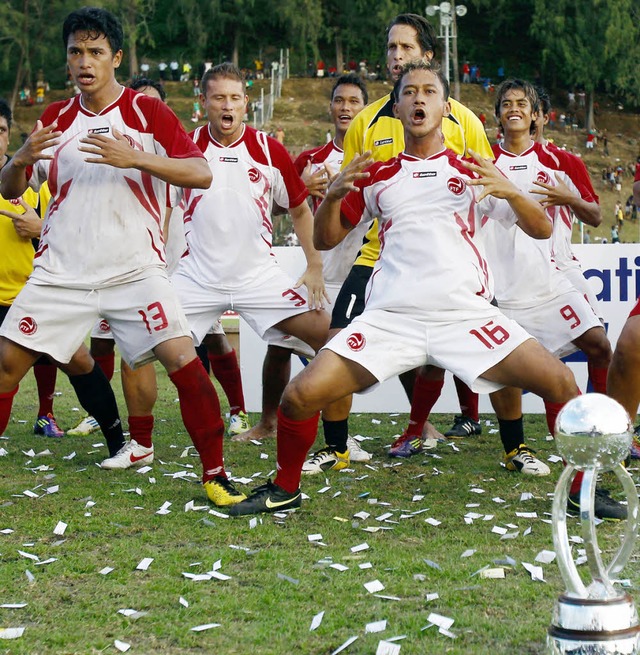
303,13,494,472
0,98,63,437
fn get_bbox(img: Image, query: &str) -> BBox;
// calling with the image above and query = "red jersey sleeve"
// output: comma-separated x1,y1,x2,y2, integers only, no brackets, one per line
268,137,308,208
147,99,204,160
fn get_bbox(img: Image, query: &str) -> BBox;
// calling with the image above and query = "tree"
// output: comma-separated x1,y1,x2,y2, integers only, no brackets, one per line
108,0,157,79
531,0,640,130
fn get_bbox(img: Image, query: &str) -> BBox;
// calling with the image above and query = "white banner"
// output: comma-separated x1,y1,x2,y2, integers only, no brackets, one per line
240,244,639,413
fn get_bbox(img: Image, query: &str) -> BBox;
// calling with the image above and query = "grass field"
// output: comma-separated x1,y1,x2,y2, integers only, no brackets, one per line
1,362,637,654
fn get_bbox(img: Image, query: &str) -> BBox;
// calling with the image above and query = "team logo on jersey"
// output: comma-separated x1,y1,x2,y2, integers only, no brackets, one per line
99,319,111,332
509,165,528,171
374,138,393,147
9,198,21,205
88,127,110,135
18,317,37,335
413,171,437,178
247,167,262,183
346,332,366,352
536,171,551,185
447,176,466,195
219,156,238,163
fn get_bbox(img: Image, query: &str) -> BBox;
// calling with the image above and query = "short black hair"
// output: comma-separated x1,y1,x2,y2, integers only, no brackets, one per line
387,13,438,58
62,7,123,55
0,98,12,129
536,86,551,116
201,62,244,96
330,74,368,105
393,60,450,103
130,77,166,102
495,79,540,120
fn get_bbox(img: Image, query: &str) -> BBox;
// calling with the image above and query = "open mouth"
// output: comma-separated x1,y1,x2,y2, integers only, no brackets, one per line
221,114,234,129
391,65,403,78
507,115,522,121
411,108,426,123
78,74,95,85
337,113,352,123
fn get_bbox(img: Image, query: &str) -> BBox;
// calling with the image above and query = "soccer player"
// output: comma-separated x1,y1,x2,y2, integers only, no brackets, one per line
302,13,493,470
0,7,242,507
239,74,371,468
485,80,622,519
0,98,63,438
229,61,579,516
170,63,330,429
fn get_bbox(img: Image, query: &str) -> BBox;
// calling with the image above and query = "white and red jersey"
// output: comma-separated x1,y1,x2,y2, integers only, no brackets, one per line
543,142,599,273
294,140,367,287
177,124,307,289
340,148,516,320
26,87,203,288
485,141,575,309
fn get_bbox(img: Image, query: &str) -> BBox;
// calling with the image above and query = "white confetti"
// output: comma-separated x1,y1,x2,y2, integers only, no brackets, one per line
114,639,130,652
535,550,556,564
136,558,153,571
0,627,25,640
309,610,324,631
366,620,387,633
190,623,221,632
99,567,114,575
376,641,401,655
522,561,545,582
350,542,369,553
53,521,67,536
308,533,323,542
330,635,358,654
427,612,454,630
179,597,189,608
460,549,476,558
0,603,27,609
364,579,385,594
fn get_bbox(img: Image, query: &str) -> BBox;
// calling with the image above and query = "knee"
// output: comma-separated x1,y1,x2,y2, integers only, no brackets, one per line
551,366,579,404
281,377,319,418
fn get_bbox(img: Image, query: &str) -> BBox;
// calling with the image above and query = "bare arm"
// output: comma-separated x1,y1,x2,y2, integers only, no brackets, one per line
289,201,328,309
463,149,551,239
531,173,601,227
314,152,372,250
0,120,61,199
78,129,212,189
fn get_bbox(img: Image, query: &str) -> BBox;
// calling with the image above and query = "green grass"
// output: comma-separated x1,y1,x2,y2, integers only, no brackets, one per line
1,363,638,654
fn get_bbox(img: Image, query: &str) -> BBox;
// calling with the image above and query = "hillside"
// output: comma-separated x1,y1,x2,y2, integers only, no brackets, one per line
10,78,640,244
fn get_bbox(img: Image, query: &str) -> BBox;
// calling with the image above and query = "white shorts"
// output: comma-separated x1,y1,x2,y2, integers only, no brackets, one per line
172,267,312,346
324,307,532,394
1,275,191,368
560,266,604,322
267,283,341,358
500,289,601,359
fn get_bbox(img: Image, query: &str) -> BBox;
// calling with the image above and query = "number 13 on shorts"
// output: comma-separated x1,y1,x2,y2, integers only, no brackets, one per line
138,301,169,334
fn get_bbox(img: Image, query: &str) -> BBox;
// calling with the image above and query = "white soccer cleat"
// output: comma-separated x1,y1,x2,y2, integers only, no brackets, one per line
100,439,154,470
347,436,372,462
67,415,100,436
504,444,550,476
227,411,251,436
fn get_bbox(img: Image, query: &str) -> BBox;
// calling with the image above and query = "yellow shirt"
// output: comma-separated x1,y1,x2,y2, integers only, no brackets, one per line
0,183,51,306
342,93,493,266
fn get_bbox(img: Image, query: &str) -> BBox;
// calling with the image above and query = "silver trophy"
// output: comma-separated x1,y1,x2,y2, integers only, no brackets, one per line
548,393,640,654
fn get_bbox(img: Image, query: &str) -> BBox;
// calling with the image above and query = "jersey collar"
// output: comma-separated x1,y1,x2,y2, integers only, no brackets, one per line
496,140,536,157
399,147,448,162
78,86,125,117
207,123,246,148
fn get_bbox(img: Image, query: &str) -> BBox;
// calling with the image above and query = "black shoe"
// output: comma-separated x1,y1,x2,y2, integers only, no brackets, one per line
445,415,482,438
567,487,627,521
228,480,301,516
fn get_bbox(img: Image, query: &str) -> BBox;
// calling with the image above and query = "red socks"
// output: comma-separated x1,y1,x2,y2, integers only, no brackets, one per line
94,353,115,381
33,362,57,416
0,386,19,435
274,408,320,493
454,377,479,421
406,376,444,436
208,349,246,415
169,358,225,482
128,415,154,449
587,364,608,394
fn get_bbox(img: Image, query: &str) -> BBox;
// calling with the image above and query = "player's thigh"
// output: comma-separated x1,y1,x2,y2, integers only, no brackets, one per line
283,348,377,415
482,338,577,402
275,309,330,353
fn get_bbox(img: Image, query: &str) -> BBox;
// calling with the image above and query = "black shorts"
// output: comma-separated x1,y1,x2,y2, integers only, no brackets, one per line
330,265,373,330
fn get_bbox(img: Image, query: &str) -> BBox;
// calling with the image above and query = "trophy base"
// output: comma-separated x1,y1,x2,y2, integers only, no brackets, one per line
548,594,640,654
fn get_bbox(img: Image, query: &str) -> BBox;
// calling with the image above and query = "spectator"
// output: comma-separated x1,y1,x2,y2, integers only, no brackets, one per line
497,65,504,82
611,225,620,243
479,111,487,128
275,126,285,145
317,59,325,78
462,61,470,83
586,131,595,150
158,61,167,80
170,60,179,81
583,229,591,244
181,62,192,82
548,109,556,129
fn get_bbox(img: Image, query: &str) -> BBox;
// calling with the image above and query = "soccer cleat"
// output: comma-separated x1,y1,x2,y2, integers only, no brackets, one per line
567,487,627,521
346,436,372,462
388,433,423,458
302,447,349,475
445,415,482,438
630,437,640,460
228,480,301,516
504,444,550,476
227,411,251,436
67,415,100,436
204,475,246,506
33,414,64,438
100,439,154,469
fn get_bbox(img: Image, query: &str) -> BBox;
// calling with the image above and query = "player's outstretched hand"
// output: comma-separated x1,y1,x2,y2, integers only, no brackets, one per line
79,128,138,168
531,172,573,208
295,262,330,311
325,151,373,201
0,199,43,239
12,121,61,168
462,148,518,202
